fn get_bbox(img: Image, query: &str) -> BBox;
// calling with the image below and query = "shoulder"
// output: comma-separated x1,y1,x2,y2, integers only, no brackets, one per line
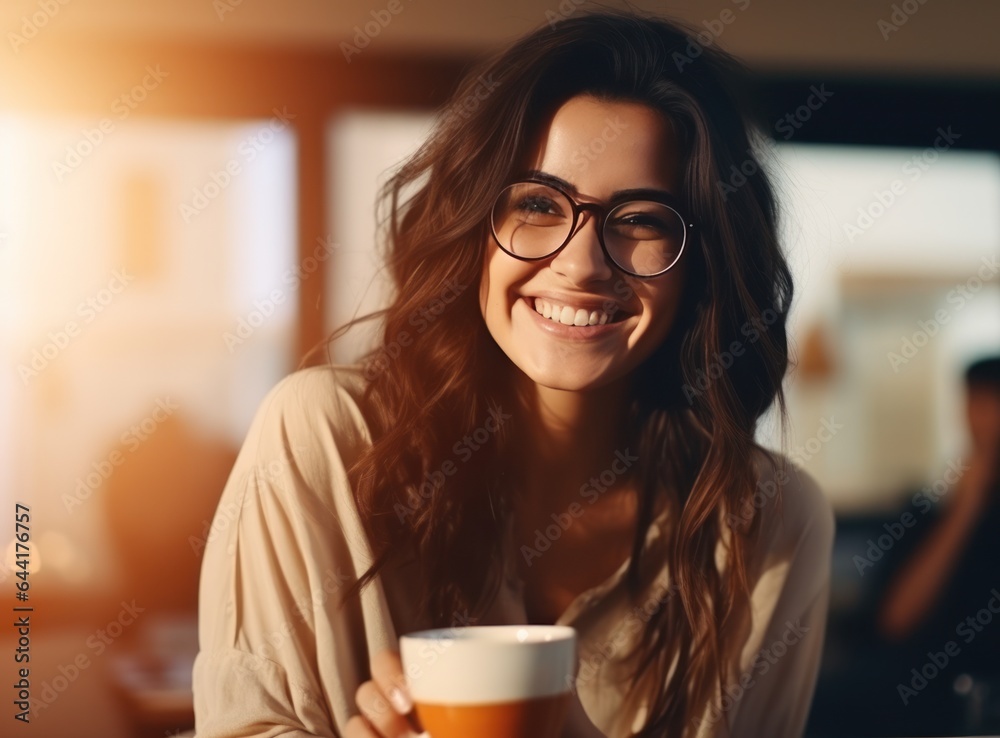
233,364,374,514
751,448,836,563
249,363,372,454
257,363,369,420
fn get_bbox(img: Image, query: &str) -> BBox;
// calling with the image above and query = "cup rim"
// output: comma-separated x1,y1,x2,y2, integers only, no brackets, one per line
400,624,576,645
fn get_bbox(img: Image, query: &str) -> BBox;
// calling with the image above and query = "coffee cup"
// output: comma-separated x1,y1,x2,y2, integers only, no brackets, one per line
399,625,577,738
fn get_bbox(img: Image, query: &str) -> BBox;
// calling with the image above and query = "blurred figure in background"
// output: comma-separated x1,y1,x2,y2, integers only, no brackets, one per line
878,355,1000,731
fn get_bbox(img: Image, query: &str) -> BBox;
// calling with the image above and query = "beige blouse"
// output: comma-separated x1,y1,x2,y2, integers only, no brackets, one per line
192,364,835,737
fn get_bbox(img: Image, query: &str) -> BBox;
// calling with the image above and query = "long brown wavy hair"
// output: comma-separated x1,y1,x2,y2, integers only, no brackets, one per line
328,8,793,737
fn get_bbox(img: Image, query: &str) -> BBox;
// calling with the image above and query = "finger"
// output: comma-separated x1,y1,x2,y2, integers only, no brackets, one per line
344,714,379,738
356,681,416,737
370,650,415,718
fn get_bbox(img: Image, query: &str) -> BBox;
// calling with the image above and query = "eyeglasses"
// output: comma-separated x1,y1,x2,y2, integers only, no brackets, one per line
489,176,694,278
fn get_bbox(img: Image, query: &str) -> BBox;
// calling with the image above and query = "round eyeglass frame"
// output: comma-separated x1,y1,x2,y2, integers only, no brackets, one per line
489,176,696,278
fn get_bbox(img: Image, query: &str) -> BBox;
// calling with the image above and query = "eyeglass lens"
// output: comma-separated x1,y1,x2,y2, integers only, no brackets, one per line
492,181,685,276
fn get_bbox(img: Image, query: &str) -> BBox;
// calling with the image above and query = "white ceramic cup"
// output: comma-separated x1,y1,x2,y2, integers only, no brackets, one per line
399,625,578,738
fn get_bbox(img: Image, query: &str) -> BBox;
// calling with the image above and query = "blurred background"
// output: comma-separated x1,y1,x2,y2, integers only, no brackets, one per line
1,0,999,736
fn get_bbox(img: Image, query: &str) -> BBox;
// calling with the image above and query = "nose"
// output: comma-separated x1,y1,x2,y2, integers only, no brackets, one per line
549,208,614,283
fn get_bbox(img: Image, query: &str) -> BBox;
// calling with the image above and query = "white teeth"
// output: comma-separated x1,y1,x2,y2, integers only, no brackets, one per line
532,298,616,326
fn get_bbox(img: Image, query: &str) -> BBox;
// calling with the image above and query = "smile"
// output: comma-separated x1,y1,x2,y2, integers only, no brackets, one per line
532,297,628,326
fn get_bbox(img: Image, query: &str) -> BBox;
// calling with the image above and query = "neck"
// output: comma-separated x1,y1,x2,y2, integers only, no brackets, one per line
508,372,638,511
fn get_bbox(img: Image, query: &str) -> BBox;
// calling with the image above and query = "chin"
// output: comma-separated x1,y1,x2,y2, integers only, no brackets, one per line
517,359,628,394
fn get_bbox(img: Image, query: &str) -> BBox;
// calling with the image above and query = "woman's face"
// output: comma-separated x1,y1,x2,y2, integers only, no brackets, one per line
479,94,687,392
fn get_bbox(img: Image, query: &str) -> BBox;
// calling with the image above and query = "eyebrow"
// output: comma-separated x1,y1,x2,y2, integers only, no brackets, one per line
522,169,679,203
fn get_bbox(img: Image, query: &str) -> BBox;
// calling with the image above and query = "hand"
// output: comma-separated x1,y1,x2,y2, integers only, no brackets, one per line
345,650,427,738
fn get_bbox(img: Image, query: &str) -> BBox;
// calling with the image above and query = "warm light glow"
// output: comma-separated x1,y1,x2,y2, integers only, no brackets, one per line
0,115,298,597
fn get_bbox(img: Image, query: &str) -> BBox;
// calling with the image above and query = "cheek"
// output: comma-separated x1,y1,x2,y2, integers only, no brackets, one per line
641,273,686,335
480,247,534,319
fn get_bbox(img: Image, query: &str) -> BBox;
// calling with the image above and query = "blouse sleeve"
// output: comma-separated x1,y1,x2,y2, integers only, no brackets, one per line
716,459,836,738
192,367,397,737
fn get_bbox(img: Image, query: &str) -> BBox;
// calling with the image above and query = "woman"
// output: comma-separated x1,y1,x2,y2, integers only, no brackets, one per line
193,9,834,738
